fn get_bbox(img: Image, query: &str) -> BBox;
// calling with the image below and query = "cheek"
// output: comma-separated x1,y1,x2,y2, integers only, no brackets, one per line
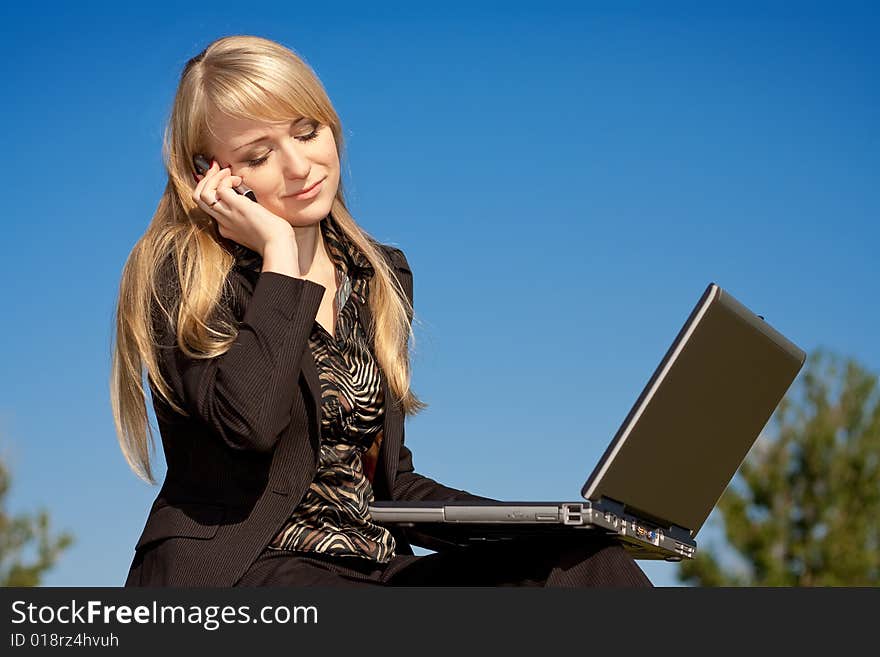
318,145,339,169
240,167,273,189
318,131,339,166
323,154,340,185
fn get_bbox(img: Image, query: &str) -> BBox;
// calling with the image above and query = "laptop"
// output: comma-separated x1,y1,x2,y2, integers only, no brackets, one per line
370,283,806,561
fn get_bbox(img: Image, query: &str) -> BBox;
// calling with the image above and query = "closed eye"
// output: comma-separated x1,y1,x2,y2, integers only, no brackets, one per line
246,122,322,168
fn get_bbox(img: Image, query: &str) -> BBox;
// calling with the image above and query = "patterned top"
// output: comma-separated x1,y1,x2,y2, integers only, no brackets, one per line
258,215,397,562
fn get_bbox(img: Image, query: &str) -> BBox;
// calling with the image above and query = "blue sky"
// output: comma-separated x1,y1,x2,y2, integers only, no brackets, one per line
0,2,876,588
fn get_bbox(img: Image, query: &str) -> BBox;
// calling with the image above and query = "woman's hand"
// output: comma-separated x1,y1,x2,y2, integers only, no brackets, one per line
192,161,295,258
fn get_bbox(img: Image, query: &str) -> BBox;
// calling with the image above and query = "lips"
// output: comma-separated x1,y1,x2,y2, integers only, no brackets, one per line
287,177,325,197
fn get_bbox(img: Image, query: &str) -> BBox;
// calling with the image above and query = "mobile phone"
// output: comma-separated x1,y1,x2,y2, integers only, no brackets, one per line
192,153,258,202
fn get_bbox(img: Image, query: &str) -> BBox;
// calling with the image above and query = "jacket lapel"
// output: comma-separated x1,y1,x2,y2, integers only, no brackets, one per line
301,348,322,451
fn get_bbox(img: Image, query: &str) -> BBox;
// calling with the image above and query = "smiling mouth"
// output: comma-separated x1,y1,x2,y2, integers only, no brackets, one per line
286,177,325,197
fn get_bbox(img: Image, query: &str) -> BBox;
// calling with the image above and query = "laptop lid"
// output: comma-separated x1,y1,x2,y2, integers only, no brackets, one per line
580,283,806,537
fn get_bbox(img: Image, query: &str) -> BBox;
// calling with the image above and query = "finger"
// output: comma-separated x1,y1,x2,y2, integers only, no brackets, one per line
203,161,224,188
210,166,231,187
192,160,218,198
225,175,245,197
211,198,228,215
194,195,222,216
202,195,228,218
197,161,222,191
192,171,206,198
216,170,243,200
199,166,230,206
210,169,233,201
216,167,233,184
194,176,227,214
216,170,238,194
216,184,240,209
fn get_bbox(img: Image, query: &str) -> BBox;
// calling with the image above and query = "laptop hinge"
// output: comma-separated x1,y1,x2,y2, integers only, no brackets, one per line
598,497,626,518
599,496,693,542
666,524,693,542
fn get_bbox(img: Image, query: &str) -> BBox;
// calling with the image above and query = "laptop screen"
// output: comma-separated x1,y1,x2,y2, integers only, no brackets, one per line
580,283,805,537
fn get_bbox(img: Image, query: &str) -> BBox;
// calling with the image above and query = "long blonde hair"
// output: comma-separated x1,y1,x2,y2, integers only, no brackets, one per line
111,35,426,485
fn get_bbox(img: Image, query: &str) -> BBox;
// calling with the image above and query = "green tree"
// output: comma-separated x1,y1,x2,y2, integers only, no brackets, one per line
0,451,74,586
678,349,880,586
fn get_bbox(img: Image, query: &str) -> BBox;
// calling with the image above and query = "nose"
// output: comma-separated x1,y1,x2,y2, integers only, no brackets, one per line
279,138,312,181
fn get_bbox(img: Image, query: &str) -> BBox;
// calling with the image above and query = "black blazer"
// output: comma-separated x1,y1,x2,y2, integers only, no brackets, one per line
125,243,487,587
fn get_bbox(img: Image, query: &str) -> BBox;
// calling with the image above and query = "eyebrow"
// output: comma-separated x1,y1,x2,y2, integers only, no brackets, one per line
230,117,310,152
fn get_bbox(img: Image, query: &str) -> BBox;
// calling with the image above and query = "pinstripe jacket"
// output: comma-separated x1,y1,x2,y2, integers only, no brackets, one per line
124,239,486,587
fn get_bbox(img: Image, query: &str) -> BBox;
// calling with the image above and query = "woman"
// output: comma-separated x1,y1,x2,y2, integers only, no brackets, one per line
111,34,651,587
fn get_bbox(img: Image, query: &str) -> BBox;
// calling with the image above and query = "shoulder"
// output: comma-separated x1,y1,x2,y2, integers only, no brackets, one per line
377,243,412,276
374,243,414,309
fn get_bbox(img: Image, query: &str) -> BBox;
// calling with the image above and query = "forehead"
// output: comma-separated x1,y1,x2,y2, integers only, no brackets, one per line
207,113,288,144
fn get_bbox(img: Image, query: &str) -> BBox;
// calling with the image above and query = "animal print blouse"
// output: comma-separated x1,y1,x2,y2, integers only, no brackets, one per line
264,215,396,562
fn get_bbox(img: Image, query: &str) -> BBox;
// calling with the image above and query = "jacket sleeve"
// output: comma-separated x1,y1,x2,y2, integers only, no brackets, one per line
153,264,325,454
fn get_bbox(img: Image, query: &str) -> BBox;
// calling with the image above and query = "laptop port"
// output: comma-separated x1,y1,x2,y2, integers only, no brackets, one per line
562,504,584,525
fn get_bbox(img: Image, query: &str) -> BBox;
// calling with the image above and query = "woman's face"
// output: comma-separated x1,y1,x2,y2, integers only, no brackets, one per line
204,112,340,227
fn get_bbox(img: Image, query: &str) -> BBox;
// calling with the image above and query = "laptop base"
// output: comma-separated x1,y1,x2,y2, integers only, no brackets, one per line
370,500,696,562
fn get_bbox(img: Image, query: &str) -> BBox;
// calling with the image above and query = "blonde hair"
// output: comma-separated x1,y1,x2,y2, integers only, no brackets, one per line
111,35,426,485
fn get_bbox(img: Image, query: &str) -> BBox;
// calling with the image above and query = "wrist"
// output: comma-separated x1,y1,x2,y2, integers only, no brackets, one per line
261,238,301,278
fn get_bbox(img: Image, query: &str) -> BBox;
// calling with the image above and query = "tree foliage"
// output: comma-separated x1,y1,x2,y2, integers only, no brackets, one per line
0,451,74,586
678,349,880,586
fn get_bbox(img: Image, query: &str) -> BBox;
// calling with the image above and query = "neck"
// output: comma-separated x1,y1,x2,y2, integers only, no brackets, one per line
291,218,332,278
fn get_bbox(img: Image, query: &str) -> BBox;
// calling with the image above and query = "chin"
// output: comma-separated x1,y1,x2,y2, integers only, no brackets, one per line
284,202,333,226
